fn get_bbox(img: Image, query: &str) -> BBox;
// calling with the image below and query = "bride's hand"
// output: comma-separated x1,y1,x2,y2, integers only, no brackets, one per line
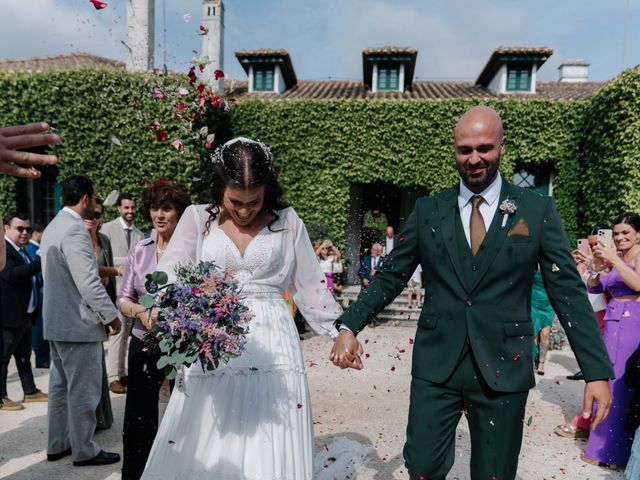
137,308,159,330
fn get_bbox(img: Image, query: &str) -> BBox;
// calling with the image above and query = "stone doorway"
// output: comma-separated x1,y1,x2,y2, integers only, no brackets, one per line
345,183,427,284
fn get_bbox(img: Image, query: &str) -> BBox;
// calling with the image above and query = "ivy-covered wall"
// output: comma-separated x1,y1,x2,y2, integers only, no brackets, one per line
579,69,640,231
0,69,231,220
1,68,639,247
231,99,586,245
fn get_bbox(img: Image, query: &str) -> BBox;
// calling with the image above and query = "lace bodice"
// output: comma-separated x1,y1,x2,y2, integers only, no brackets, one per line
157,205,342,337
221,226,271,284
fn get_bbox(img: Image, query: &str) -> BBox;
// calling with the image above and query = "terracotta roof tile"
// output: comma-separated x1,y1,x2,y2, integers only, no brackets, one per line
0,52,125,72
224,78,605,101
235,49,290,58
363,46,418,55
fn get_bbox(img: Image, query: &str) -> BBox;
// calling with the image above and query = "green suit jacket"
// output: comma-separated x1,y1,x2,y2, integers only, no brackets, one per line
339,179,614,393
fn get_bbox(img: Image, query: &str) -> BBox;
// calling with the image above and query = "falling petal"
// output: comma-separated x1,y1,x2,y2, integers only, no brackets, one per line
111,136,122,147
214,69,225,80
152,87,166,100
178,87,189,97
183,13,192,22
89,0,107,10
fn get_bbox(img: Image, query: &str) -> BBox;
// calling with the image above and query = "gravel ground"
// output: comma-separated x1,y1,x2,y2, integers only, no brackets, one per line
0,324,627,480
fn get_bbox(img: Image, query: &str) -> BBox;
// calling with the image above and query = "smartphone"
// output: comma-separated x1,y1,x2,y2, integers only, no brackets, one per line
598,229,613,248
577,238,591,256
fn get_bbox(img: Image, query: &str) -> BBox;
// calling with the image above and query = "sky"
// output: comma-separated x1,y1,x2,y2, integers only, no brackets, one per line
2,0,639,83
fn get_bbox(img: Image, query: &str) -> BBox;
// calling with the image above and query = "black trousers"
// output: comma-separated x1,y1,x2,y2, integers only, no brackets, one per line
122,336,165,480
1,321,37,398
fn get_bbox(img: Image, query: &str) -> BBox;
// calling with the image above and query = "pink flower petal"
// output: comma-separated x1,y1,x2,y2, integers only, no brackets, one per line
90,0,107,10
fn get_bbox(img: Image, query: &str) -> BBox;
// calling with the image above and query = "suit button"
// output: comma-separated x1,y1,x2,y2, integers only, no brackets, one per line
465,300,472,307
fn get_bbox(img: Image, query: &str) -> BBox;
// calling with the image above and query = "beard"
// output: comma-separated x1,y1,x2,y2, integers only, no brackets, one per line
457,156,501,191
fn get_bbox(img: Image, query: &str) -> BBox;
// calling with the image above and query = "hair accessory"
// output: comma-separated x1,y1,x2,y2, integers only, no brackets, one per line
209,137,274,172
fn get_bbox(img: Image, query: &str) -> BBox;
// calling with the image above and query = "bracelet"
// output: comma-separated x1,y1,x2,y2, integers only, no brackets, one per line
130,306,146,318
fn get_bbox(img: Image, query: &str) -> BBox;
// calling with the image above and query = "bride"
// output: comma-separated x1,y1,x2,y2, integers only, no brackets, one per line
141,137,348,480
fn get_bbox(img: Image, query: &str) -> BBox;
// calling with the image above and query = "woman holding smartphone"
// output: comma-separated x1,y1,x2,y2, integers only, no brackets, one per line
582,213,640,469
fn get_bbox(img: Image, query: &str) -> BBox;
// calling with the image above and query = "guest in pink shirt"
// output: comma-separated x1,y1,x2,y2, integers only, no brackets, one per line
116,179,190,480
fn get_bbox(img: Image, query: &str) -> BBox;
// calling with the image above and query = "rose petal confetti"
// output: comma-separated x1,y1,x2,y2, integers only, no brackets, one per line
155,130,169,142
177,87,189,97
199,25,209,35
171,139,184,152
551,263,560,272
297,403,303,409
390,366,396,372
90,0,107,10
177,102,185,111
205,134,215,150
152,87,166,100
149,120,160,130
409,338,414,345
399,349,406,353
214,69,225,80
111,136,122,147
183,13,192,22
365,353,370,359
514,353,521,360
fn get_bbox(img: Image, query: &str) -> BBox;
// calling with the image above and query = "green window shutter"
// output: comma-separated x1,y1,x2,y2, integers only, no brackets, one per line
506,64,532,92
377,65,400,91
253,67,274,91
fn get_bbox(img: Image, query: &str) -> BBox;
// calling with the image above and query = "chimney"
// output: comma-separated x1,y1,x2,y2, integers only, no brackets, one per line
558,60,589,83
126,0,155,72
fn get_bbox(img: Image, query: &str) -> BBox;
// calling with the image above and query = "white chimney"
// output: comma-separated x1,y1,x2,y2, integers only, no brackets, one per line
201,0,225,92
126,0,155,72
558,60,589,83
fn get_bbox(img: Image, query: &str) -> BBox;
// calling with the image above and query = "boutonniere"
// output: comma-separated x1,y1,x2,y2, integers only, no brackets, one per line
499,198,518,228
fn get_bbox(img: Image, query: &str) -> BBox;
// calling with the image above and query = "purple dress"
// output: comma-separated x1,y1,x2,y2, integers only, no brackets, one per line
585,265,640,465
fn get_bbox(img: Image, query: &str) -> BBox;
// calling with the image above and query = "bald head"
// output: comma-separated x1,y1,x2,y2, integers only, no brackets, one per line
454,105,506,193
454,105,504,140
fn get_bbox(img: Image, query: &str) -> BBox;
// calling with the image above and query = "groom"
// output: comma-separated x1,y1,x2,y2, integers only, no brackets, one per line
330,106,614,480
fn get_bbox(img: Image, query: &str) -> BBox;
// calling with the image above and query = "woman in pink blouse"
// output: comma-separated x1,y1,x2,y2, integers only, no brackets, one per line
116,179,190,480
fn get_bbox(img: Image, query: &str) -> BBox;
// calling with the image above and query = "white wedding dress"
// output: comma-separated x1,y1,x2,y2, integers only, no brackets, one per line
141,205,345,480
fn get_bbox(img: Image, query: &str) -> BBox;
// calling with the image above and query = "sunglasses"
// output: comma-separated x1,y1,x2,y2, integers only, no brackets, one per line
93,211,103,220
14,226,32,234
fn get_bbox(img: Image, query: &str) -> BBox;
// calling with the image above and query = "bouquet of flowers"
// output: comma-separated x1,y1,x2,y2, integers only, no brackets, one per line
140,261,253,380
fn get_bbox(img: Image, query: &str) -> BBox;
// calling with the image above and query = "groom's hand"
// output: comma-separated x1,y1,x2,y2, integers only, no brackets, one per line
329,329,364,370
582,380,612,430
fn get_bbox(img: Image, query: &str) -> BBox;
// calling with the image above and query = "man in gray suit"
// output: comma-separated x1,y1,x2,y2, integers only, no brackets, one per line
41,175,121,466
100,192,143,394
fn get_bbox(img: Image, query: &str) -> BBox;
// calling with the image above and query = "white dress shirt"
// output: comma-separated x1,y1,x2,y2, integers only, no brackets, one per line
385,237,394,255
62,206,83,221
457,174,502,247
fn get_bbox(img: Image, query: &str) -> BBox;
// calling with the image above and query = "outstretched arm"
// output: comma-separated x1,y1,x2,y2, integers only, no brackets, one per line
0,122,60,178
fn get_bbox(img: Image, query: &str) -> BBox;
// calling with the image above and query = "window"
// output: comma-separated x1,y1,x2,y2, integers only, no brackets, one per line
506,64,532,92
513,171,551,196
253,66,274,92
377,64,400,91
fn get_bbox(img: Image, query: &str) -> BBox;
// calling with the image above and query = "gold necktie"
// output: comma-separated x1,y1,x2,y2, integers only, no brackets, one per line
470,195,486,256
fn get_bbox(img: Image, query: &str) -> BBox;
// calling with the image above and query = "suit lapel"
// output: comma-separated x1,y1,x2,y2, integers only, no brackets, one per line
437,188,470,293
468,181,523,293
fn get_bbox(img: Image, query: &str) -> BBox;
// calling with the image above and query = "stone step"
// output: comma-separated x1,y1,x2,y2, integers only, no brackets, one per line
336,286,423,323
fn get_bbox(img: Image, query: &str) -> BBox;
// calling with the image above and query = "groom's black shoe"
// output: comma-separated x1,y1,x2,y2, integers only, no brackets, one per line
47,447,72,461
566,370,584,381
73,450,120,466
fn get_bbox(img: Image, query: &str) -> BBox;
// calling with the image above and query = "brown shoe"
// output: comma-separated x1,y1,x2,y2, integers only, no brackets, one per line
1,396,25,411
23,389,48,403
109,380,126,394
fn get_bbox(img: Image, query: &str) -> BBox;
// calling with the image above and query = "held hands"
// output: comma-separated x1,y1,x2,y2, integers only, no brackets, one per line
329,329,364,370
582,380,612,430
107,317,122,336
0,123,60,178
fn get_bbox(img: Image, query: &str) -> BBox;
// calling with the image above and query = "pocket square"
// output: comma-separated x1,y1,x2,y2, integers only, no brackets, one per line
507,219,530,237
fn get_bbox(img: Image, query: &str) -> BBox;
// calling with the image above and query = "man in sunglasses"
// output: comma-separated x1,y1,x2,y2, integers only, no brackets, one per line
0,212,47,410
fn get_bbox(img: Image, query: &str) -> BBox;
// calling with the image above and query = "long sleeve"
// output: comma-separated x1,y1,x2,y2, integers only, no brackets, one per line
157,205,201,282
289,211,342,338
538,198,614,381
117,244,139,308
64,223,118,325
0,251,41,284
586,276,605,294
